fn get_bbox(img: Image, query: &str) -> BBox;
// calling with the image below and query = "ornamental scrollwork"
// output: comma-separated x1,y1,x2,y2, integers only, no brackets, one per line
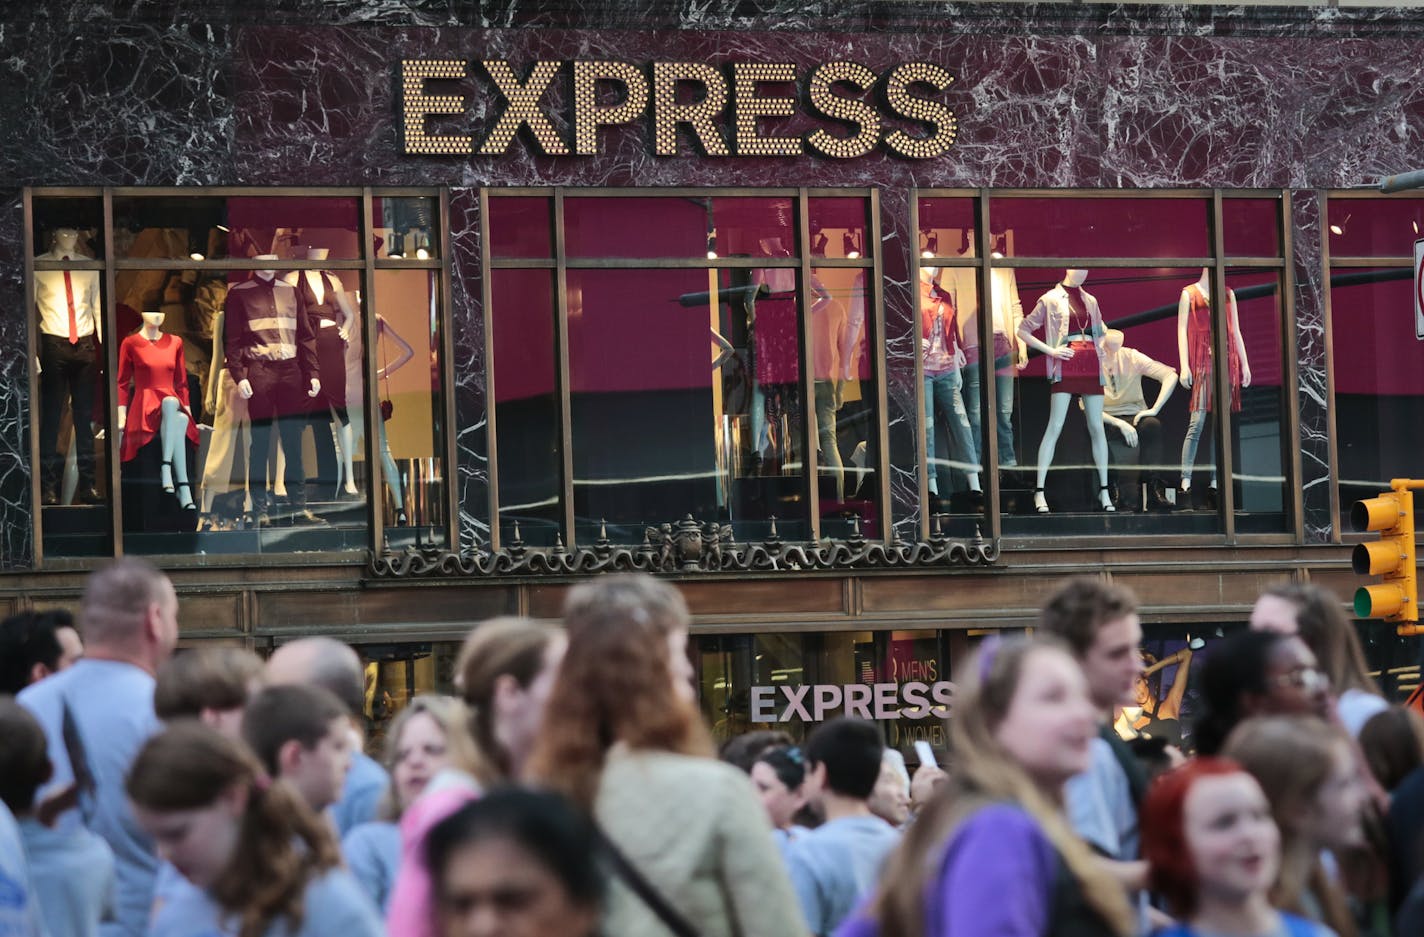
369,514,998,579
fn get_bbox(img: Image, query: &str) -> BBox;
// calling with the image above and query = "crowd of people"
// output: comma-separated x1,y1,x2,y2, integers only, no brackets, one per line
2,558,1424,937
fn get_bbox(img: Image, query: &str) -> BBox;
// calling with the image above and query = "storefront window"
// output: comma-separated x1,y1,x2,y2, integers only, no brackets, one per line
30,188,447,562
33,197,111,557
490,268,562,546
1224,268,1289,531
488,189,877,547
1327,193,1424,522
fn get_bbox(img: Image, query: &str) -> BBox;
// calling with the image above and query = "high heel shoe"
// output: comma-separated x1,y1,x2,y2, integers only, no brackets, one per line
1033,488,1049,515
160,460,175,494
175,481,195,511
1097,485,1117,513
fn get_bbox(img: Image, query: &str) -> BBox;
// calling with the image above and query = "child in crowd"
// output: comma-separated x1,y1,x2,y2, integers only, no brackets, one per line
128,721,383,937
153,646,264,734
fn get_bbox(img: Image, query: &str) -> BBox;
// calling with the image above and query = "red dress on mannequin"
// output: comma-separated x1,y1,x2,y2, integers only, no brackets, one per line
1184,283,1242,413
116,332,199,462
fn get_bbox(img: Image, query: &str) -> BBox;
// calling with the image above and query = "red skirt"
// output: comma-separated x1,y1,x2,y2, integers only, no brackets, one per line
1056,340,1103,396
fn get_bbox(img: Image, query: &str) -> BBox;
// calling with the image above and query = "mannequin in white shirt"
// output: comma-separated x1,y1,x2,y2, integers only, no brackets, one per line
35,227,102,505
1098,330,1177,511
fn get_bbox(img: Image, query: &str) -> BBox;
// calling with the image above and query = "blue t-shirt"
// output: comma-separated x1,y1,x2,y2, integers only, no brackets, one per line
328,753,388,837
786,814,900,936
340,822,400,913
0,802,47,937
19,817,114,937
18,659,162,937
148,869,384,937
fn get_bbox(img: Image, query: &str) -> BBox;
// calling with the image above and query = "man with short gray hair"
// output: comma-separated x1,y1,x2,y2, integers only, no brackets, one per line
19,557,178,937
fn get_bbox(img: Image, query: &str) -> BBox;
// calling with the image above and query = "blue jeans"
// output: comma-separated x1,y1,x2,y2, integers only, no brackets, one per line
1181,408,1217,485
961,353,1017,467
925,370,980,496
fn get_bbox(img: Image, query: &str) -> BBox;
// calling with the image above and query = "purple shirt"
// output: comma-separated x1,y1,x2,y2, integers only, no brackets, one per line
834,804,1058,937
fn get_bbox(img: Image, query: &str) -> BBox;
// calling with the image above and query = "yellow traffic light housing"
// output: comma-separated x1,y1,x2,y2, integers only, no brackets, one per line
1351,481,1418,634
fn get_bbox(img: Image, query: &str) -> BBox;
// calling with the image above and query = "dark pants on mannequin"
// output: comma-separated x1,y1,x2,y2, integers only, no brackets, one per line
246,359,308,514
1107,414,1164,509
38,334,98,501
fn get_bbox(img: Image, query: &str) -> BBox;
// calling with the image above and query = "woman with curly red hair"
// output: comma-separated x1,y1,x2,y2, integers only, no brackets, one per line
527,572,804,937
1143,756,1335,937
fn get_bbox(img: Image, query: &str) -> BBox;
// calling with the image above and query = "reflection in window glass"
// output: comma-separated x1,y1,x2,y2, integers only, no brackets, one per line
33,197,105,260
916,197,977,259
488,197,553,259
567,267,807,544
1224,270,1287,530
113,196,228,261
34,216,112,556
1009,267,1215,530
375,197,439,260
989,196,1211,259
226,197,361,261
1329,265,1424,519
811,265,878,537
1327,196,1424,258
809,197,868,262
918,266,984,522
373,269,448,547
116,266,371,554
490,269,561,546
1222,198,1281,259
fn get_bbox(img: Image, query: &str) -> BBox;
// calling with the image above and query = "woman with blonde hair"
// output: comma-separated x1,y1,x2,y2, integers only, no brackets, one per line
343,695,478,912
385,616,565,937
838,635,1135,937
1223,716,1367,937
527,572,804,937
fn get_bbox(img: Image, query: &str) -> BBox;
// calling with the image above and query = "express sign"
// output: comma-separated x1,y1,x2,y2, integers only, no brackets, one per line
751,681,956,723
398,58,957,160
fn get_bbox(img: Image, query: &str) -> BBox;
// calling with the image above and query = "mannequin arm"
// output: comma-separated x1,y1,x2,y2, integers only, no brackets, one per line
206,311,225,415
1177,291,1192,388
1155,649,1194,722
1103,412,1137,447
1228,289,1251,386
1135,358,1178,423
376,317,415,379
1017,301,1073,361
334,287,357,342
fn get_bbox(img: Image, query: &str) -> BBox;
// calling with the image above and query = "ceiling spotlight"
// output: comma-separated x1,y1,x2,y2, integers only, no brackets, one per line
189,252,205,261
1329,214,1350,237
811,231,829,256
415,247,430,260
706,250,718,259
706,230,718,260
843,231,861,259
920,230,939,258
1414,220,1420,235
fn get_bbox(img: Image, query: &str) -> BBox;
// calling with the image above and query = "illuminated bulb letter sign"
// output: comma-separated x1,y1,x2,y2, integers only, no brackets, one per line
398,57,957,160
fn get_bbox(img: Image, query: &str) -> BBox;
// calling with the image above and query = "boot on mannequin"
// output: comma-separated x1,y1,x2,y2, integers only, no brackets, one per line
1017,269,1113,514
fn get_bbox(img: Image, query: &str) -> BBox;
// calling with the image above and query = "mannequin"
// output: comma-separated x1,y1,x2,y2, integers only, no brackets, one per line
809,276,847,502
285,248,359,497
225,255,322,526
1018,269,1113,513
919,267,981,502
949,263,1027,468
199,293,251,526
35,227,102,505
375,316,415,525
1099,329,1177,512
1178,269,1251,507
117,308,200,509
749,237,799,469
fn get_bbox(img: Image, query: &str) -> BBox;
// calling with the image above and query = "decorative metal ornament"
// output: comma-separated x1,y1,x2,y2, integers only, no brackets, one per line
371,515,997,578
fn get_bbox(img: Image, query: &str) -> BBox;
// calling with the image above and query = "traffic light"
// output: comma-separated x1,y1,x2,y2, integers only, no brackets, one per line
1351,480,1418,633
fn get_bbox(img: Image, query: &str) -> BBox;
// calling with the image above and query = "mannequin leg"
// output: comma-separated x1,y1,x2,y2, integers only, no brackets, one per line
1181,408,1209,488
62,422,78,506
994,354,1017,467
159,397,195,509
923,374,944,497
379,420,404,524
961,357,982,454
945,368,981,493
1083,395,1114,511
813,381,844,502
332,406,358,495
1034,393,1072,513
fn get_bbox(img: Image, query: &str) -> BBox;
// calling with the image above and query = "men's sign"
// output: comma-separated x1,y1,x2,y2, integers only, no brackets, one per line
751,680,955,723
399,58,957,160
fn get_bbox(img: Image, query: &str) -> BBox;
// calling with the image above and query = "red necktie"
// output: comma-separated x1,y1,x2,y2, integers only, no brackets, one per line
62,268,78,344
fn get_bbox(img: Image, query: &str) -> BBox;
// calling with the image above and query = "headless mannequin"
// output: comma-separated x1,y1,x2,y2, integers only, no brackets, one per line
36,227,102,505
200,303,251,521
118,311,197,509
920,266,981,498
376,316,415,525
285,248,359,496
1018,269,1113,513
1177,269,1251,499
